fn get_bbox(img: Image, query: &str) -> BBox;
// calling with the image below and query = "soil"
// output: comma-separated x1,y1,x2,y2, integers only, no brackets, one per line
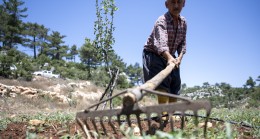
0,120,177,139
0,119,257,139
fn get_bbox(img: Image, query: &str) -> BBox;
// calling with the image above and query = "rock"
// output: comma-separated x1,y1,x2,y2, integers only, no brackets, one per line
29,119,45,126
198,122,213,128
131,124,141,136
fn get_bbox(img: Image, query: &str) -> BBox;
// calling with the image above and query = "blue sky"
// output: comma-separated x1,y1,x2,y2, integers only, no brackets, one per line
21,0,260,87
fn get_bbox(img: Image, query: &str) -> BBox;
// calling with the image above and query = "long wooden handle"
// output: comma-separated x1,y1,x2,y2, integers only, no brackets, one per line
123,63,176,106
140,63,176,90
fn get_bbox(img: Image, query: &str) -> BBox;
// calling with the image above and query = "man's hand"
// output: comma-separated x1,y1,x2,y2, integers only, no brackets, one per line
175,57,181,68
162,51,178,67
167,57,177,66
162,51,183,68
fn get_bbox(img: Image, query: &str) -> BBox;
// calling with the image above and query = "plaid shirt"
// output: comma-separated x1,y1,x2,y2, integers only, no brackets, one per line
144,12,187,56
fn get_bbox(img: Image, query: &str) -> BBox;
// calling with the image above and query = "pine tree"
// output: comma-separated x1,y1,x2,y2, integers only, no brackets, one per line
1,0,27,49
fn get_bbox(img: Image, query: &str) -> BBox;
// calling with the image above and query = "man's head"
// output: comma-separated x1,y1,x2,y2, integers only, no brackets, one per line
165,0,185,17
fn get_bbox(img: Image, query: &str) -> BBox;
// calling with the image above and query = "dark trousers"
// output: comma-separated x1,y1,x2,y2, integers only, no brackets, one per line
142,50,181,95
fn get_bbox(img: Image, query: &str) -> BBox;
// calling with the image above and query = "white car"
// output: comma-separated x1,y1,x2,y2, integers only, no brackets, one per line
33,70,60,78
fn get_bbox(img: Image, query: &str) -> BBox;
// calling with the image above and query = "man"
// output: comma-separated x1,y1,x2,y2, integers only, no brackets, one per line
143,0,187,105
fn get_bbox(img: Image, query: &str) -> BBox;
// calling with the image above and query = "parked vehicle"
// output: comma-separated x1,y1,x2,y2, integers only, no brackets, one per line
33,70,60,78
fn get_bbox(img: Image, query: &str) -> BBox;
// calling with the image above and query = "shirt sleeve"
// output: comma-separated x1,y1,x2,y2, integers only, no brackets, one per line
177,20,187,55
153,19,169,55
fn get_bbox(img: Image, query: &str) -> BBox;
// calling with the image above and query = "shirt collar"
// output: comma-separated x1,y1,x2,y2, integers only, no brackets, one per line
166,11,181,22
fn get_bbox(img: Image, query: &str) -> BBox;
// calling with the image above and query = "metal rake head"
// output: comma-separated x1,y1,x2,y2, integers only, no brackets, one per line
76,89,212,138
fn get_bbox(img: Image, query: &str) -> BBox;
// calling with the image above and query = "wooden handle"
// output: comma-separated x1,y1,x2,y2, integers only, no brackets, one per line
141,63,176,90
123,63,176,106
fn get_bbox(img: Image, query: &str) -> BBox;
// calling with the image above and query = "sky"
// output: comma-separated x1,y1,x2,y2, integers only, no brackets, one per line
17,0,260,87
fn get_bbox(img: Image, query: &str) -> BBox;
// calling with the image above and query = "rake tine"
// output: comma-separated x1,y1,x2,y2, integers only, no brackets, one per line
181,113,185,130
204,112,210,137
117,115,121,127
159,114,165,130
136,114,143,134
169,113,174,132
76,118,91,139
91,118,99,135
100,118,107,136
194,111,199,127
194,111,199,136
147,114,152,132
126,115,132,127
109,117,117,135
85,118,93,137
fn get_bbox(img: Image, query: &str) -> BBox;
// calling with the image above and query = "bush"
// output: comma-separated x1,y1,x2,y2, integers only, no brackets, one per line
248,87,260,108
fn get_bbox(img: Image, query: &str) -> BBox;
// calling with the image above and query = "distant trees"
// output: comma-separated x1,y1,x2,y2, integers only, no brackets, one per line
0,0,137,88
245,76,256,89
68,44,78,62
46,31,68,60
0,0,27,49
257,76,260,87
125,63,142,86
23,22,49,59
0,0,76,61
79,38,99,78
182,79,260,109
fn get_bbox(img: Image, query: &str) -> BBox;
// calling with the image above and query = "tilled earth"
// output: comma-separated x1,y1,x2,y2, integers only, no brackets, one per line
0,120,178,139
0,119,256,139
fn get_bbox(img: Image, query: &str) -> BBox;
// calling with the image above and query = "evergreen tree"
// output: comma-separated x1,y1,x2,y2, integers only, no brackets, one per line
126,63,142,85
23,22,45,59
256,75,260,87
245,76,256,89
0,5,9,49
1,0,27,49
202,82,210,88
108,52,126,72
46,31,68,60
70,44,78,62
37,25,49,55
181,83,187,90
79,38,100,78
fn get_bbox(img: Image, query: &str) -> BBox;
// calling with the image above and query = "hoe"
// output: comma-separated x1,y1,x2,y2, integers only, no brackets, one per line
76,63,212,138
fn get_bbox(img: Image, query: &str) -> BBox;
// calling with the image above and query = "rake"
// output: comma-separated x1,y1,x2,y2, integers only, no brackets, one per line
76,63,212,138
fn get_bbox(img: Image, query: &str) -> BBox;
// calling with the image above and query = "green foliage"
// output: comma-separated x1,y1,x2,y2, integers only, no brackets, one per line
22,22,48,59
117,74,131,88
245,76,256,89
0,0,132,88
91,67,111,87
16,58,33,80
79,38,100,78
0,48,33,80
211,108,260,134
46,31,68,60
126,63,143,86
94,0,118,73
112,96,122,107
56,62,89,80
248,87,260,107
0,50,13,77
33,54,51,69
181,86,200,94
66,44,78,62
1,0,27,49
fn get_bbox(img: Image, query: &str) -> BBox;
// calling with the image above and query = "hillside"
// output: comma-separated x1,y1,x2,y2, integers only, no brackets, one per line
0,77,259,138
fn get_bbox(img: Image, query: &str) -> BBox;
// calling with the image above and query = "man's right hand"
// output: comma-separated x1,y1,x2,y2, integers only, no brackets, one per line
162,51,179,68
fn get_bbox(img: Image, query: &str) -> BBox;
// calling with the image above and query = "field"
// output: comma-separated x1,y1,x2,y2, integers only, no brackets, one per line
0,78,259,138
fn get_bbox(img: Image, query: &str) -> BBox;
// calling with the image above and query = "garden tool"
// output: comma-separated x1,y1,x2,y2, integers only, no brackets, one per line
76,63,212,138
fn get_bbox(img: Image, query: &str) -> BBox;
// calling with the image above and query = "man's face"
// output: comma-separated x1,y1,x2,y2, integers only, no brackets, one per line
165,0,185,16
